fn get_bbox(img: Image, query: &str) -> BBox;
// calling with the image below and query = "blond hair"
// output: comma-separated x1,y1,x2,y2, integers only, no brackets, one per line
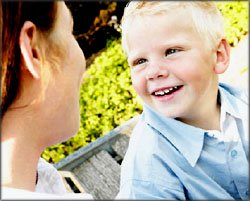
121,1,225,54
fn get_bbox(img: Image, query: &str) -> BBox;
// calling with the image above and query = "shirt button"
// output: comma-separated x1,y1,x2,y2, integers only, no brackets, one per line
230,150,238,158
246,190,249,196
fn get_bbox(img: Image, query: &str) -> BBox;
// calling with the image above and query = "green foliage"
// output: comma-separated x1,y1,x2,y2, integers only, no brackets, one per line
78,40,142,143
216,1,248,46
42,2,248,163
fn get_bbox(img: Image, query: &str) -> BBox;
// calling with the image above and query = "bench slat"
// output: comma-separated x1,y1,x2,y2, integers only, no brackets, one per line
72,150,120,199
111,134,129,159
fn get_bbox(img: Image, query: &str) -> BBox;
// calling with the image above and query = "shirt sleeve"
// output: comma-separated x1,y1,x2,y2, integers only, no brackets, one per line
116,179,186,199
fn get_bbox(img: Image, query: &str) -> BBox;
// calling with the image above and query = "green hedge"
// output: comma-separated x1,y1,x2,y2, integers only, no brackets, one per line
216,1,248,46
42,1,248,163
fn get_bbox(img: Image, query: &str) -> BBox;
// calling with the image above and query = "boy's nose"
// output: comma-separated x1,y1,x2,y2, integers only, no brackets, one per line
146,62,169,80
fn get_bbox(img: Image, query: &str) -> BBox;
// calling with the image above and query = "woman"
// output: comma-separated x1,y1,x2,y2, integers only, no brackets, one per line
1,1,92,199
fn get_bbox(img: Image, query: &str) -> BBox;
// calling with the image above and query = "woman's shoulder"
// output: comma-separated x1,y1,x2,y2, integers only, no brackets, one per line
2,186,93,199
36,157,67,194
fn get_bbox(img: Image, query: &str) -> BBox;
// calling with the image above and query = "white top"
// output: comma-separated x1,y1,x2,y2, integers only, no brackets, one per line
36,157,67,194
2,187,93,199
2,158,93,199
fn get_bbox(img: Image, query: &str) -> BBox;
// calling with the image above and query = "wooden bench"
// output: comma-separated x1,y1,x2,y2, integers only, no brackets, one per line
54,116,139,199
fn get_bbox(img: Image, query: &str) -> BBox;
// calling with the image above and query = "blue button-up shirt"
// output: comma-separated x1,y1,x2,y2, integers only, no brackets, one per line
117,83,249,200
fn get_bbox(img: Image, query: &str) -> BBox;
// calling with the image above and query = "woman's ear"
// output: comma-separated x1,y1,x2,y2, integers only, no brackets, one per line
19,21,41,79
214,38,231,74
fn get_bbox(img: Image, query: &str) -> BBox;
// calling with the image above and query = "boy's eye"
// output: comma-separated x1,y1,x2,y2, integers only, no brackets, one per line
133,58,147,66
165,49,180,56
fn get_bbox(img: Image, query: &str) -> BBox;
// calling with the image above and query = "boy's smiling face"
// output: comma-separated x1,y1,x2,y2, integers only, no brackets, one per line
126,11,224,123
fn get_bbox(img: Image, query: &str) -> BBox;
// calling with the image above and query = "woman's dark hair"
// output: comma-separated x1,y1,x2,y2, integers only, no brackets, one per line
1,1,58,117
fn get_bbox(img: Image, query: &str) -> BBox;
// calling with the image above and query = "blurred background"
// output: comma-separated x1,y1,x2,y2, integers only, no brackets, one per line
66,1,127,60
42,1,249,164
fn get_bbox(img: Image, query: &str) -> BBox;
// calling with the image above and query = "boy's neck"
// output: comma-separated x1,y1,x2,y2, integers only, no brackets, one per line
177,102,221,131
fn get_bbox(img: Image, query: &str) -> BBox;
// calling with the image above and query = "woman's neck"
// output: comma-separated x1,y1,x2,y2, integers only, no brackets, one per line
2,111,46,191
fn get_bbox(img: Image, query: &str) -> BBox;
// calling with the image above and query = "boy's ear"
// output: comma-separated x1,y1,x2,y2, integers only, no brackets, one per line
19,21,41,79
214,38,231,74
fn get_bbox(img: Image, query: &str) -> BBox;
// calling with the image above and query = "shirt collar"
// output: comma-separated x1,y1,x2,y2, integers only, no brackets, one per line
219,83,247,119
143,84,247,167
143,104,205,167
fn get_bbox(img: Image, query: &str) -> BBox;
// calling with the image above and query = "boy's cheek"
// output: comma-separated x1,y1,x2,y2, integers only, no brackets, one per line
131,80,141,92
133,84,146,98
131,72,148,94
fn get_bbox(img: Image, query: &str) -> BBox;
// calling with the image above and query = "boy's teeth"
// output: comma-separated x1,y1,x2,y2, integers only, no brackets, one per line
155,91,165,96
154,86,179,96
164,89,170,93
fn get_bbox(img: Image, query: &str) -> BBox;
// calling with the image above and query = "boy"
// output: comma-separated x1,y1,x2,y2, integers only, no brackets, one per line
116,1,249,200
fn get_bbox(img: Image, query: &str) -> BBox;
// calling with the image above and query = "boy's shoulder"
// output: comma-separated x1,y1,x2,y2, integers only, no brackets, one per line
122,116,182,185
123,114,167,165
129,115,158,151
